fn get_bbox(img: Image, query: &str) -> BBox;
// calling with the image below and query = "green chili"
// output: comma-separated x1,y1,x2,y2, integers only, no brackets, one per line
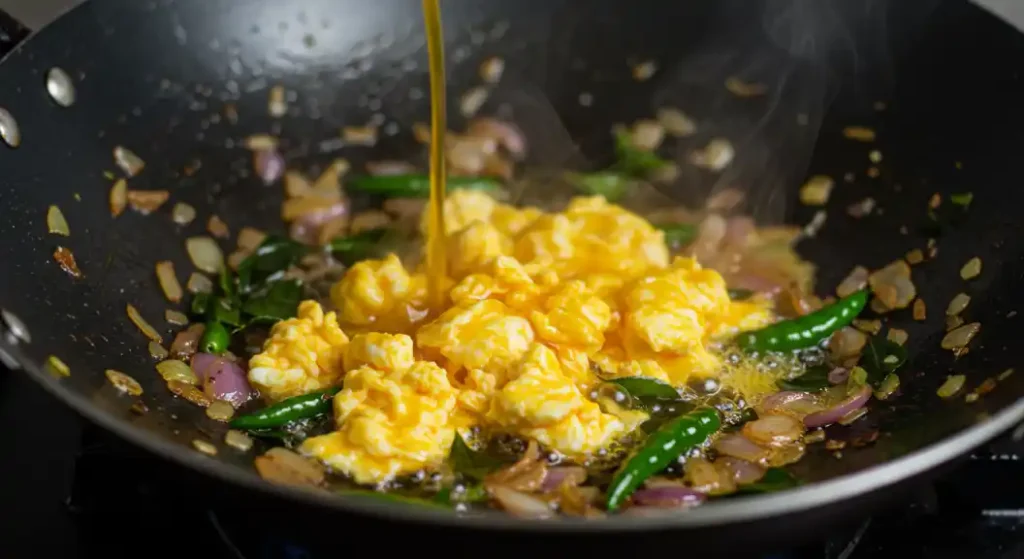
347,175,502,198
199,321,230,354
230,386,342,430
736,289,869,353
605,407,721,511
566,171,632,202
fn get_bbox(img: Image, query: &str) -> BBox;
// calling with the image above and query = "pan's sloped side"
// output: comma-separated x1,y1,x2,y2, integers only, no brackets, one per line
0,0,1022,545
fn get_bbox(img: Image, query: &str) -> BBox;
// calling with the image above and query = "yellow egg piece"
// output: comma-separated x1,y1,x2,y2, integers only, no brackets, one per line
248,301,348,402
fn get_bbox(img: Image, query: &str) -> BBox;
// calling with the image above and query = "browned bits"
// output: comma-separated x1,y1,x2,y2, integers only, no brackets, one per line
836,266,869,298
53,247,82,278
905,249,924,265
479,56,505,84
165,309,188,326
207,215,230,239
113,145,145,177
127,190,170,214
724,76,767,97
842,126,876,142
941,322,981,351
824,439,847,451
887,328,909,346
171,202,196,225
166,379,212,407
155,261,183,303
225,430,254,452
45,355,70,377
268,85,287,118
47,205,70,236
109,179,128,217
960,257,982,280
853,319,882,335
632,60,658,82
206,400,235,422
192,439,218,456
237,227,267,252
869,260,915,310
126,303,162,343
946,293,971,316
254,448,325,487
975,378,998,397
148,341,169,360
913,299,927,321
129,401,149,415
928,193,942,209
105,369,143,396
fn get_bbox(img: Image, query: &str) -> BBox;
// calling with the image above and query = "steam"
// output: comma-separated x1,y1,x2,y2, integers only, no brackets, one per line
646,0,897,224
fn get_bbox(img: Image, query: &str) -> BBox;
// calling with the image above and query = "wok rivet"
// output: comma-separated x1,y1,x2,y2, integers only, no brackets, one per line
46,67,76,108
1,309,31,344
0,107,21,148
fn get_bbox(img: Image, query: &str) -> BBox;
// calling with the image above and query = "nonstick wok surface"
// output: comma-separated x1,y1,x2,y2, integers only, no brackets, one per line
1,0,1024,543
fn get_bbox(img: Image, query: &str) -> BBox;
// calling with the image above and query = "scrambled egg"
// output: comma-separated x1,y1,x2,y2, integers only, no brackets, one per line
248,301,348,402
250,192,776,485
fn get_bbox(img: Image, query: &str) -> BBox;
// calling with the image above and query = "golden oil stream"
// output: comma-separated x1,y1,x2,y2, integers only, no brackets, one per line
422,0,448,309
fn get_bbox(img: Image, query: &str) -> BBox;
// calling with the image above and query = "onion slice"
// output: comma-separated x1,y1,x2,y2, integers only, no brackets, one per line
804,385,872,428
488,486,553,519
191,353,254,408
186,236,225,274
631,485,706,508
155,261,183,303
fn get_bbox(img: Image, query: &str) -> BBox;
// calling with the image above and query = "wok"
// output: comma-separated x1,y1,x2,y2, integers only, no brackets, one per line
1,0,1024,555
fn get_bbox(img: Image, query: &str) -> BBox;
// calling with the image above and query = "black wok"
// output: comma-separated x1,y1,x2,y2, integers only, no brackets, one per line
2,0,1024,555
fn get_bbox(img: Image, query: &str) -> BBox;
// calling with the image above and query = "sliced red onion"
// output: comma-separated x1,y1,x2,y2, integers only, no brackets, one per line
288,201,348,245
466,117,527,159
804,385,872,428
631,485,706,508
716,457,766,485
489,486,553,519
742,414,805,447
759,391,823,418
828,367,850,385
713,433,769,463
725,272,785,298
724,216,756,249
540,466,587,492
191,353,254,408
366,160,418,176
254,149,285,184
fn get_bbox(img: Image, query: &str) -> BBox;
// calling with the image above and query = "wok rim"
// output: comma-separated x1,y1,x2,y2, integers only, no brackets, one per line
11,336,1024,532
3,0,1024,534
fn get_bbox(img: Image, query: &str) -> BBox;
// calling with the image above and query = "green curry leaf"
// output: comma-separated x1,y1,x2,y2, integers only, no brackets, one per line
777,364,833,392
449,433,507,480
609,377,681,403
858,336,908,385
658,223,698,248
612,129,670,176
737,468,800,494
566,172,632,202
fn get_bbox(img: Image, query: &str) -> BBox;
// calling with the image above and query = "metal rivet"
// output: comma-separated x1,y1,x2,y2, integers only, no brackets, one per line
0,107,20,148
46,67,76,107
1,309,30,344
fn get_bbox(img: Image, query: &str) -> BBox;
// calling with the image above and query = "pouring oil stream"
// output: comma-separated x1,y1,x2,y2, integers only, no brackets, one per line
422,0,448,309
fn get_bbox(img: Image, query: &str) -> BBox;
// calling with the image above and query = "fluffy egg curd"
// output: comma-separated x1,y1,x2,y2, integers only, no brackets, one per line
248,190,777,486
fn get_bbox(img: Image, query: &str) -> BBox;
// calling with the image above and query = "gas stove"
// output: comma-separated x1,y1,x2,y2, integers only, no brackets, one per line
4,369,1024,559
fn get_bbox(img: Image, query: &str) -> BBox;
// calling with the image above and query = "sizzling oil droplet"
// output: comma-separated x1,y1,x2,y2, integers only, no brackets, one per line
422,0,448,309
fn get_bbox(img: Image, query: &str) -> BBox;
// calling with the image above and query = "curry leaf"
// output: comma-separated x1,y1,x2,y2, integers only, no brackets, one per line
241,279,303,322
449,434,507,480
190,292,212,316
728,288,755,301
777,364,833,392
737,468,800,494
858,336,908,385
613,129,670,176
329,228,392,264
658,223,698,248
566,172,632,202
208,296,243,327
236,236,307,294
